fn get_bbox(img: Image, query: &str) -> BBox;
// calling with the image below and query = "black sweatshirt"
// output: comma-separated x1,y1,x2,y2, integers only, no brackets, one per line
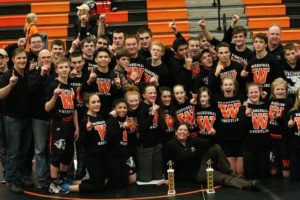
268,98,292,137
126,54,145,86
137,101,160,148
106,116,129,158
288,109,300,155
245,53,283,95
80,113,107,154
143,59,172,88
214,93,242,142
282,60,300,98
174,100,197,137
239,102,270,150
163,137,211,182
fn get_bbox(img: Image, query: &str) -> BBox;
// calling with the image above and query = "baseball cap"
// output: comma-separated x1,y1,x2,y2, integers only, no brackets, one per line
0,49,8,56
77,4,90,11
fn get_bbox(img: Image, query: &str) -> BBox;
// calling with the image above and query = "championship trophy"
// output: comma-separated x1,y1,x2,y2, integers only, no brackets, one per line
167,160,176,195
206,159,215,194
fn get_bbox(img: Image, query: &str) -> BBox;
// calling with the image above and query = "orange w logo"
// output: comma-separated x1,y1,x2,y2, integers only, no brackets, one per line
252,68,270,84
176,109,195,125
197,116,216,132
96,80,112,93
252,113,268,129
164,114,174,130
218,103,240,119
94,124,106,141
59,92,74,109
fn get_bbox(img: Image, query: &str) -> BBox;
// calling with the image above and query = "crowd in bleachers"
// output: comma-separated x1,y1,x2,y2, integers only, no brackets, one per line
0,0,300,195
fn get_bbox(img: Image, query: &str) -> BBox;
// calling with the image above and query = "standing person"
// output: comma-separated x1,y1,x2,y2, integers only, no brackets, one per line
241,33,283,99
107,99,137,188
30,49,55,189
144,41,171,88
214,76,243,175
24,13,38,51
114,49,130,89
173,84,197,137
267,24,284,61
0,49,9,184
45,57,79,195
287,88,300,181
137,27,153,60
50,40,66,62
195,86,218,145
69,52,86,180
268,78,292,178
239,83,272,179
281,43,300,100
60,93,108,193
0,48,32,193
158,87,176,146
136,84,163,183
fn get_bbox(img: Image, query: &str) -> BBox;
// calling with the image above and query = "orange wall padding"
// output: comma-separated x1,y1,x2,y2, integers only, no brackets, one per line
147,0,186,9
245,5,286,16
31,2,70,13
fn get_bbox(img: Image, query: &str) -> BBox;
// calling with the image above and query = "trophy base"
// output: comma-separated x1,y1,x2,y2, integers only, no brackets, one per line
168,190,176,195
206,189,215,194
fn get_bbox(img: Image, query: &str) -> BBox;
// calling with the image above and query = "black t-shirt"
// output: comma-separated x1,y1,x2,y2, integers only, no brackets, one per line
282,60,300,98
83,59,97,74
0,69,31,118
126,55,145,86
195,105,217,142
45,79,76,120
230,44,254,66
143,59,172,88
267,44,284,62
69,76,85,120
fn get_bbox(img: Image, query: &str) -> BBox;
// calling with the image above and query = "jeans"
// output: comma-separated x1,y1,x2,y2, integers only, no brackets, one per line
32,118,49,181
4,116,32,182
0,114,6,178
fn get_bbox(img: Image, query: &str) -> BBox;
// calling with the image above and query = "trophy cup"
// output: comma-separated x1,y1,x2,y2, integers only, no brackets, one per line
167,160,176,195
206,159,215,194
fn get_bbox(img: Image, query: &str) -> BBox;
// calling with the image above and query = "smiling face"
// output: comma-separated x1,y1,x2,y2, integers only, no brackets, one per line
247,85,260,104
268,25,281,47
115,102,128,118
87,94,101,114
95,51,111,69
13,51,27,70
55,61,71,79
175,124,189,142
143,85,157,104
160,90,172,107
173,85,186,104
126,93,140,111
273,83,286,99
200,51,213,68
125,37,139,57
233,32,246,47
199,91,210,107
188,39,200,58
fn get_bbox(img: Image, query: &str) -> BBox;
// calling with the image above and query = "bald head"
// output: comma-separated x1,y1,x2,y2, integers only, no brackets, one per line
38,49,52,66
268,25,281,48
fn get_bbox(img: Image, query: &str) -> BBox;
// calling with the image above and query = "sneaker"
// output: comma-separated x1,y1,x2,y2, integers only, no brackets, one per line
111,7,118,12
37,180,48,189
1,179,7,184
49,182,69,195
248,180,263,191
9,182,23,194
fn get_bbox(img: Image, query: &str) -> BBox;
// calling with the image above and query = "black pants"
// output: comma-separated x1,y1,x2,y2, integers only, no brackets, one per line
107,155,128,188
0,115,6,177
79,153,106,193
290,153,300,181
270,138,290,170
244,148,270,179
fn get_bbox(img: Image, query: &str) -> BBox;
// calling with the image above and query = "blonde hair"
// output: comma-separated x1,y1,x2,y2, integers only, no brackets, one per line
290,87,300,112
24,13,37,32
269,78,287,99
124,84,141,101
150,40,165,54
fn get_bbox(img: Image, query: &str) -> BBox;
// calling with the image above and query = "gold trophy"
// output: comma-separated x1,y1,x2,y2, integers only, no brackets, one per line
206,159,215,194
167,160,176,195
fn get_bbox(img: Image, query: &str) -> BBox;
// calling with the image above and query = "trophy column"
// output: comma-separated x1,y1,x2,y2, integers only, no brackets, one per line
206,159,215,194
167,160,176,195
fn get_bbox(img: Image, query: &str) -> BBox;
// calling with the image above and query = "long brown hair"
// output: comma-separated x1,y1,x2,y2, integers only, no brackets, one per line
290,87,300,112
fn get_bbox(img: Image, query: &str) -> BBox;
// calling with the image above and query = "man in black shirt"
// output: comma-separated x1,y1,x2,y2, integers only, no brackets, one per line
267,24,284,61
0,48,32,194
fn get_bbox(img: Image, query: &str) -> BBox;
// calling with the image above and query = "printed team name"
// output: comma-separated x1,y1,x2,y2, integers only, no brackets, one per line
196,115,216,135
96,78,112,95
269,103,284,125
218,100,240,123
127,64,144,83
231,54,247,64
164,113,175,132
144,68,159,83
250,111,269,134
220,69,237,80
251,63,270,84
294,113,300,136
58,89,75,112
191,62,200,78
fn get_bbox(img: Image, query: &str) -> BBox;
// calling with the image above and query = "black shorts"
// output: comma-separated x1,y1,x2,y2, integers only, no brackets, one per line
218,140,243,157
49,120,75,166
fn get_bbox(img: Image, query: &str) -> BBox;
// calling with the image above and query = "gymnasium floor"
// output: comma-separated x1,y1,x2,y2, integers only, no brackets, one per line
0,175,299,200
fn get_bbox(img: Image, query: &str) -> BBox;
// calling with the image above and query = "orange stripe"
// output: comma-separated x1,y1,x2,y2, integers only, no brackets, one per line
253,30,300,41
147,9,187,21
147,0,186,9
24,186,221,200
0,0,49,2
0,15,26,27
243,0,282,5
248,17,290,29
0,39,67,49
106,11,128,23
37,14,69,26
149,21,189,33
153,33,191,46
31,2,70,14
38,26,68,38
245,5,286,16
